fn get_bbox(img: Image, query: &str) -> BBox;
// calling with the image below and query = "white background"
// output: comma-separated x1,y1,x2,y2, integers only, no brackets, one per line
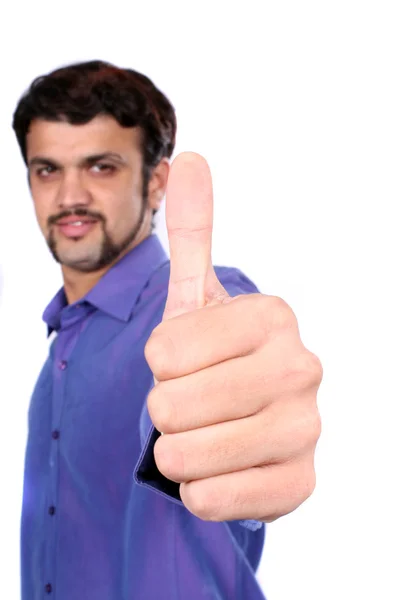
0,1,399,598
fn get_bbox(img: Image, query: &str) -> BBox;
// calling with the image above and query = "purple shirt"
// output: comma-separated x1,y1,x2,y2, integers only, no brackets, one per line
21,234,266,599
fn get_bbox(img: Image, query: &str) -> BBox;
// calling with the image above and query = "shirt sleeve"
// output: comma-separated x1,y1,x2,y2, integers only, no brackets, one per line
133,266,264,533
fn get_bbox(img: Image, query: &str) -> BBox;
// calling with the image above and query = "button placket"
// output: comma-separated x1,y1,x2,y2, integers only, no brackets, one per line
46,308,87,595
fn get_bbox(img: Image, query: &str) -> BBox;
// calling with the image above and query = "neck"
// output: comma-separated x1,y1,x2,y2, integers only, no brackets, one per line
61,230,151,304
62,266,109,305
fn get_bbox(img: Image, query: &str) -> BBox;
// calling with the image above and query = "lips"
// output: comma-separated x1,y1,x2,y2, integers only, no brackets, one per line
56,217,99,239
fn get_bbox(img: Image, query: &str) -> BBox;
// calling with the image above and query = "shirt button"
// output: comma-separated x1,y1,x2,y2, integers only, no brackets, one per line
48,506,56,516
52,430,60,440
45,583,52,593
59,360,67,370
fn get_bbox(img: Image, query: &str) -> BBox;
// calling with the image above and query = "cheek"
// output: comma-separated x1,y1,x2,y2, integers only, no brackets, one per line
104,188,143,229
111,200,141,237
31,193,52,231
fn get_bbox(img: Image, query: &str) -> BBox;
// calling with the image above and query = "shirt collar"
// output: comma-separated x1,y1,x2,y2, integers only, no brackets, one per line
43,234,169,335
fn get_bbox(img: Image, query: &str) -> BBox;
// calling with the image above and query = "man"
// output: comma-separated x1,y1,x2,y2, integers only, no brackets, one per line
13,60,322,599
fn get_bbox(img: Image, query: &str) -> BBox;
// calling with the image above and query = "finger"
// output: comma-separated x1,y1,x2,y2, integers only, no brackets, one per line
153,403,320,483
163,152,228,320
147,344,310,434
179,455,317,523
145,293,282,381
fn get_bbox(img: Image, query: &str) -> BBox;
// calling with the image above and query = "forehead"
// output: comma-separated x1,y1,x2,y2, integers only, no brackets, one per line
26,115,142,163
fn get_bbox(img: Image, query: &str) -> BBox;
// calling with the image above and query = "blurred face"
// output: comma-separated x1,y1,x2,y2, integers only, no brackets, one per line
26,115,166,273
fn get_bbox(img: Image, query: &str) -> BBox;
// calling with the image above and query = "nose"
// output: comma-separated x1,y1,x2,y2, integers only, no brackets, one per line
56,170,92,210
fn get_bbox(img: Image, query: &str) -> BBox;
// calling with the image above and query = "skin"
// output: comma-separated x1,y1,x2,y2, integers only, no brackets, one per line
26,116,323,522
147,153,323,523
26,115,169,303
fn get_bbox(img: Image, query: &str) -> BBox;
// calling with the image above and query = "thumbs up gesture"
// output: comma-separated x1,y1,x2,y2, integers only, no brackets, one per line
145,153,323,523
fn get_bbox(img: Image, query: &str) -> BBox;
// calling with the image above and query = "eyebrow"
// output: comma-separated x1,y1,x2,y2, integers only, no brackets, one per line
28,152,126,168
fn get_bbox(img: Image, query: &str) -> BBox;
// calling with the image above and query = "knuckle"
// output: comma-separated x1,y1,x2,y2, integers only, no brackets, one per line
144,328,173,380
311,410,322,444
294,408,322,453
287,350,324,391
262,296,297,332
301,466,317,501
147,384,176,434
287,464,317,507
153,436,184,482
146,386,159,423
183,482,221,521
262,462,317,523
303,351,324,386
144,331,163,369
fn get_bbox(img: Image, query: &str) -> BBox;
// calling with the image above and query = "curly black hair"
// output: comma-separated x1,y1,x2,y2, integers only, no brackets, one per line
12,59,177,226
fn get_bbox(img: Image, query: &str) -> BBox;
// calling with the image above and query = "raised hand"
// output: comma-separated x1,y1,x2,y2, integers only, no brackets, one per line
145,152,322,523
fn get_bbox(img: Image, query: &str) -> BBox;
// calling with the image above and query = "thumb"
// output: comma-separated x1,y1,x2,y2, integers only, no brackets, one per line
163,152,228,321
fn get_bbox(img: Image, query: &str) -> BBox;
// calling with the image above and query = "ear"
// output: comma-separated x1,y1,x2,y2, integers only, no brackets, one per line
147,158,170,210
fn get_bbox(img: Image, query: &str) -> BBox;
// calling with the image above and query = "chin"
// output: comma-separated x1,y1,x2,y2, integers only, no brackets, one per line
58,249,103,272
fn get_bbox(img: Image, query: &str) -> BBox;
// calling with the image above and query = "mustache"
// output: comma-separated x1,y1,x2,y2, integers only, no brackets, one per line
48,209,105,226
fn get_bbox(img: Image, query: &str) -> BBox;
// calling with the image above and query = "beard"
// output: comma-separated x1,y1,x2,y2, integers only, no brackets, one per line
47,196,148,273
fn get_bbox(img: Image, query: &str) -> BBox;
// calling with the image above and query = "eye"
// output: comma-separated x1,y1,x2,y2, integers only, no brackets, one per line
91,163,116,174
36,165,56,177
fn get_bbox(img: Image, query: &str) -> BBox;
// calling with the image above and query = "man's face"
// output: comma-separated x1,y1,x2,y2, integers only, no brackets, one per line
26,115,163,273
